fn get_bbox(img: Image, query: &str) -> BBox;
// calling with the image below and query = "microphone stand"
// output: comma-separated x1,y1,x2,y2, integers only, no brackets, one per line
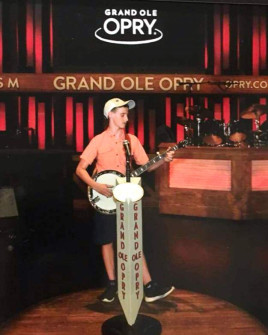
123,140,131,182
126,151,131,183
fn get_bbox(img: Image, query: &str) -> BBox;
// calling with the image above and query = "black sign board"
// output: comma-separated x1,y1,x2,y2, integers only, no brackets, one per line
135,0,267,4
53,0,207,73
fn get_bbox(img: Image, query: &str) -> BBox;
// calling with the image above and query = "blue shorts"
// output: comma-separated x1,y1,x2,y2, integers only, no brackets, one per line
93,212,116,245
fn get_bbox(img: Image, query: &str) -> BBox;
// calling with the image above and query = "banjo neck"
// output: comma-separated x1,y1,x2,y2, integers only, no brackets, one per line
130,140,186,177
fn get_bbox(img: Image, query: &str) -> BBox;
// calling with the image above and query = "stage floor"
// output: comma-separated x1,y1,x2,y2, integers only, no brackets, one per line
1,289,267,335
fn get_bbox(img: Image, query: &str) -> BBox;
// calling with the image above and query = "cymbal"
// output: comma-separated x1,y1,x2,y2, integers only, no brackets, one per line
185,105,213,119
176,116,195,127
241,104,268,119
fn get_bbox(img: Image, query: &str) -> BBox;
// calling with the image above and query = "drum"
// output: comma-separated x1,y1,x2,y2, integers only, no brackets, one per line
259,131,268,143
247,130,268,147
229,120,247,143
202,119,224,146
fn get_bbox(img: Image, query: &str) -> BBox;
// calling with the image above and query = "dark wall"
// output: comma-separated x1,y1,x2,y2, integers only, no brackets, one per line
0,152,74,323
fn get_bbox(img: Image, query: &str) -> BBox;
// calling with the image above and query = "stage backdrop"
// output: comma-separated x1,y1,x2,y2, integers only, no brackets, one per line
0,0,267,153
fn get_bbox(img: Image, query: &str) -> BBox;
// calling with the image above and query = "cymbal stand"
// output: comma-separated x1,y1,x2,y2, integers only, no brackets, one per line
253,113,262,147
184,124,193,146
195,117,202,146
182,82,207,147
223,122,231,146
254,113,260,131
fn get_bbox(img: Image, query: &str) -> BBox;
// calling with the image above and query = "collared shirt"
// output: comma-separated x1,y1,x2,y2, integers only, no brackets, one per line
80,129,149,174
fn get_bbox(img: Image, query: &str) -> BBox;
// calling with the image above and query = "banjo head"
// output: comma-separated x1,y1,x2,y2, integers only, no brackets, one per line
88,170,124,215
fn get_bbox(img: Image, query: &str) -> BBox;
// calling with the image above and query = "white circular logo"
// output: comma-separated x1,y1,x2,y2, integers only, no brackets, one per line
94,9,163,45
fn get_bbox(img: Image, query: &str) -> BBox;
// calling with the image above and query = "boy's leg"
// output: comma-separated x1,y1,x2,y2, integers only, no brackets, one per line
142,254,152,285
142,253,175,303
98,243,117,302
102,243,116,280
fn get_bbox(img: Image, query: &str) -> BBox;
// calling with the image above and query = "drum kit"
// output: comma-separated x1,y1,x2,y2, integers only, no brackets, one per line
177,104,268,147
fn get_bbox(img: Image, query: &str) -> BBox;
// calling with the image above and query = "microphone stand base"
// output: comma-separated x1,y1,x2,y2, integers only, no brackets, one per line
102,314,162,335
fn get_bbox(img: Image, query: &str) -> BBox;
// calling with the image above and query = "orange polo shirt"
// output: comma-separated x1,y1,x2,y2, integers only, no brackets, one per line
80,129,149,174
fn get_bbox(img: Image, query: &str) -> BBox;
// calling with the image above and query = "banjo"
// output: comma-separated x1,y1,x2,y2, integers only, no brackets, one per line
87,140,187,214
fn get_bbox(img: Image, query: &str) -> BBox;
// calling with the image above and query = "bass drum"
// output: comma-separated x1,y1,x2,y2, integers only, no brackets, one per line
202,119,224,146
259,131,268,143
229,120,247,143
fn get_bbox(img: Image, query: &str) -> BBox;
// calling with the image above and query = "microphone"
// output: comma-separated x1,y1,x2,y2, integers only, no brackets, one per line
123,140,131,156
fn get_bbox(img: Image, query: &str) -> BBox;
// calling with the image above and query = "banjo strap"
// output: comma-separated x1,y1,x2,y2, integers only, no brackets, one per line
125,133,133,171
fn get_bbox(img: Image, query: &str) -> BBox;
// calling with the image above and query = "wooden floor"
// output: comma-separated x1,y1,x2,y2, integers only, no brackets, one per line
1,289,267,335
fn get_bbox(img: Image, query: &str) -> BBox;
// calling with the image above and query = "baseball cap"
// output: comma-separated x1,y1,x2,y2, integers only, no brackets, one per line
103,98,135,118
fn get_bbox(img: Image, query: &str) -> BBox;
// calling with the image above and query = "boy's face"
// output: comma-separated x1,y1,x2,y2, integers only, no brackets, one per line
109,106,129,129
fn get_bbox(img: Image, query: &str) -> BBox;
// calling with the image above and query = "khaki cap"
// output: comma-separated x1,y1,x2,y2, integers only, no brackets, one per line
103,98,135,118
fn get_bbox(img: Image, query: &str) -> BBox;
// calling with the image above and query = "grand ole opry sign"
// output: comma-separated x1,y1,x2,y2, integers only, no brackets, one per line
1,74,268,94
